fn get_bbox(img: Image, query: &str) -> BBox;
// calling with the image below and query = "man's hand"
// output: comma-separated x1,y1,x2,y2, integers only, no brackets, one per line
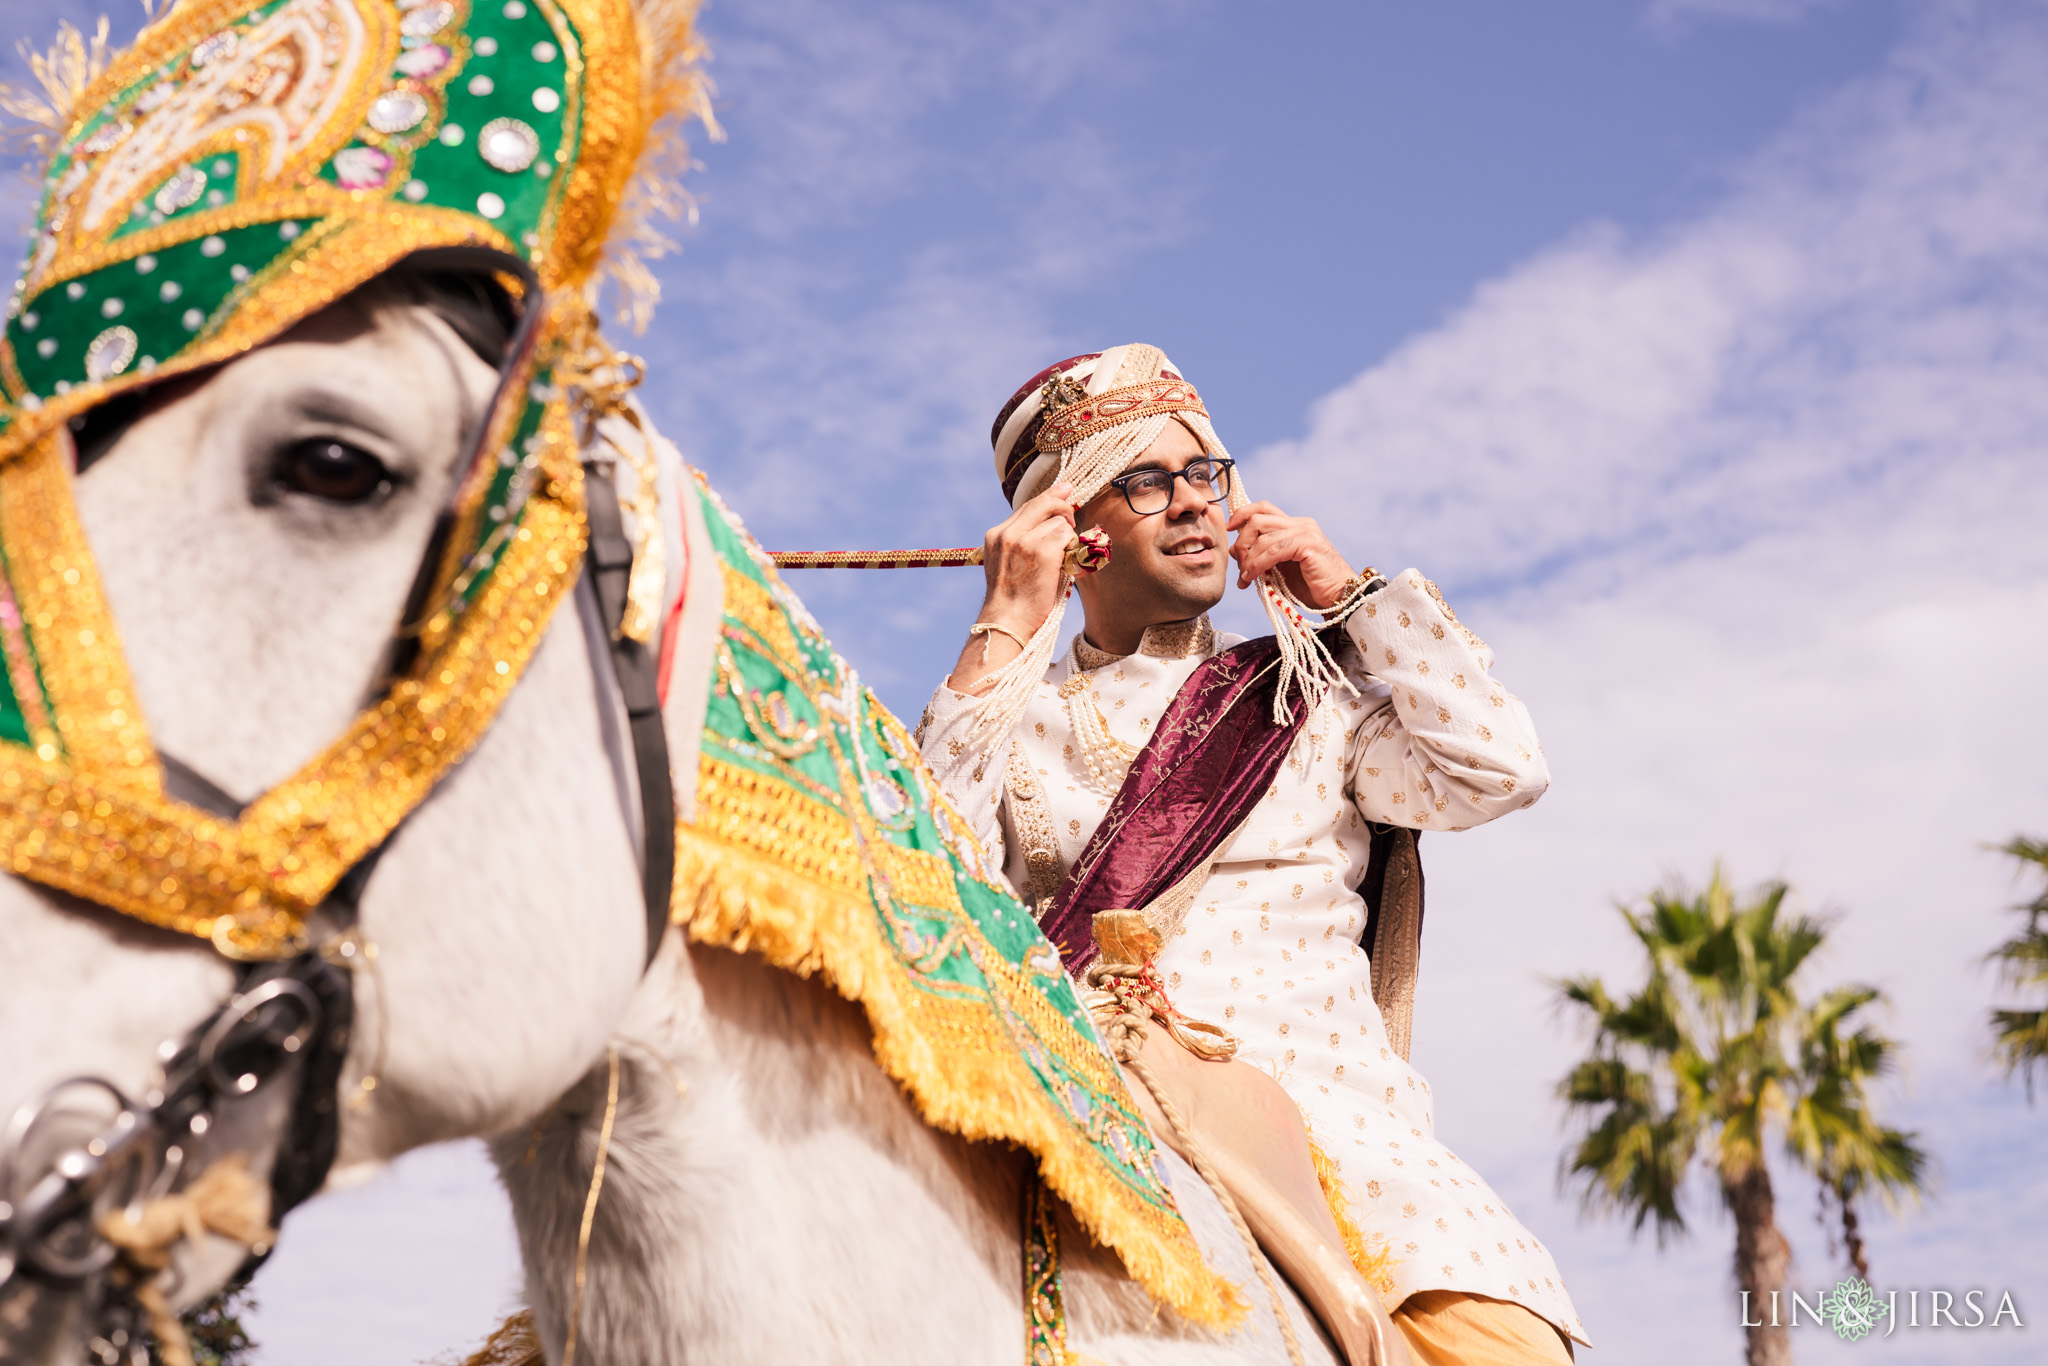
946,481,1076,693
1227,502,1355,609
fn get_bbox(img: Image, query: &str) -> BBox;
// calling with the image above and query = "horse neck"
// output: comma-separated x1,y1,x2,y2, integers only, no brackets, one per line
491,937,1024,1363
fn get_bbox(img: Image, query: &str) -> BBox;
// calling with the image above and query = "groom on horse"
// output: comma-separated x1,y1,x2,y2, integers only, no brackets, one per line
919,344,1588,1365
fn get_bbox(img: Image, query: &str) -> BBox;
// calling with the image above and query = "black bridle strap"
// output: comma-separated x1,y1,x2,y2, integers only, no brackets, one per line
134,455,678,1254
582,458,677,968
149,752,369,1232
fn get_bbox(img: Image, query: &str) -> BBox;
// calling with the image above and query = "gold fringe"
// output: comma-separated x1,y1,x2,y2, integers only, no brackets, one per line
1304,1132,1397,1299
671,824,1247,1330
0,17,111,158
459,1310,544,1366
597,0,723,332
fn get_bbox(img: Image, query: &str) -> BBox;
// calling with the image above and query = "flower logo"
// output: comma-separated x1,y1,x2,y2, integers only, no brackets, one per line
1823,1277,1883,1342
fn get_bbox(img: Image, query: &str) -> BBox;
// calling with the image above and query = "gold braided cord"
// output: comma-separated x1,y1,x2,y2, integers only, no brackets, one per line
560,1043,620,1366
771,546,985,569
770,530,1111,574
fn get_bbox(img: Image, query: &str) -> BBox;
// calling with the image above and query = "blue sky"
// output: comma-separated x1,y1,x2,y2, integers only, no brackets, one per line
8,0,2047,1362
640,0,1914,704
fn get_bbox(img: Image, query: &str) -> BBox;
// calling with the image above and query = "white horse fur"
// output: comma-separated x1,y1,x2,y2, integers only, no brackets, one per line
0,293,1338,1364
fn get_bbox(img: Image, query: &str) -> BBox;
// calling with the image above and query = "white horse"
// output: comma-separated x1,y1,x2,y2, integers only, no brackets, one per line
0,271,1343,1365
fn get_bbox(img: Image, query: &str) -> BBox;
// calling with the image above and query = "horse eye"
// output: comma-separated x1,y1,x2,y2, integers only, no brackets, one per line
274,438,393,505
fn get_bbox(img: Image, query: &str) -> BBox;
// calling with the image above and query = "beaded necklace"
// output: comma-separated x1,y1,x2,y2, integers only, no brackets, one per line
1058,667,1138,794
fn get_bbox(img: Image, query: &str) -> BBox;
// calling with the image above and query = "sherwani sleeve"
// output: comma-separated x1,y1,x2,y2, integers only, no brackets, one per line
1339,569,1549,831
916,684,1012,868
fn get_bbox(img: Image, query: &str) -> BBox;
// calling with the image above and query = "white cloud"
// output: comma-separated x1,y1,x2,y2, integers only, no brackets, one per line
1252,4,2048,1359
1257,3,2048,600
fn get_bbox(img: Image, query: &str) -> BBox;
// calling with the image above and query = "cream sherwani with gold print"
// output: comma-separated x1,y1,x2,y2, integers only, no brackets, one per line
919,570,1587,1346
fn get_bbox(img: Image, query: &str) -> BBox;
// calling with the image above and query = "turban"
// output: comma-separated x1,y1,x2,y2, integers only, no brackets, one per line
971,344,1343,742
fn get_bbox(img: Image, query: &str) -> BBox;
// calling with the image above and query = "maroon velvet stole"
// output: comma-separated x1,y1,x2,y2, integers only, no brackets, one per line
1041,629,1421,973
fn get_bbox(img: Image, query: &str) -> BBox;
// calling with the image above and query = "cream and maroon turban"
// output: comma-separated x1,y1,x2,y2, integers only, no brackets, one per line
971,344,1343,740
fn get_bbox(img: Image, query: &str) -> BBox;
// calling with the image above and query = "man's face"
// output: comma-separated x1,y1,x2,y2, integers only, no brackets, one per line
1073,419,1230,633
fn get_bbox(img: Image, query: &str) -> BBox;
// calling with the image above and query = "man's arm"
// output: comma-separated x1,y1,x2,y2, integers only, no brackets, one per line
916,685,1011,866
945,480,1077,694
1221,501,1547,831
919,479,1079,863
1338,571,1549,831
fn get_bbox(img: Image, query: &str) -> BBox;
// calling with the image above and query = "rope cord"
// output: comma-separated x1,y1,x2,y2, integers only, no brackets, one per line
771,528,1111,574
561,1044,620,1366
1086,965,1309,1366
96,1156,273,1366
771,547,984,569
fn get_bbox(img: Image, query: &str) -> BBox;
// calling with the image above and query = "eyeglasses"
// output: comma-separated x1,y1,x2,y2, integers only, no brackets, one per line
1106,458,1236,516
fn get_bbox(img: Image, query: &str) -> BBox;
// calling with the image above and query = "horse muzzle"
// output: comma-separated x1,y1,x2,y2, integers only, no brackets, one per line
0,957,351,1365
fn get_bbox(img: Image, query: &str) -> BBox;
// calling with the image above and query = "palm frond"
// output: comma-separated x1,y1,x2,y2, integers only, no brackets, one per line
1989,1007,2048,1094
1988,837,2048,1095
1556,865,1928,1265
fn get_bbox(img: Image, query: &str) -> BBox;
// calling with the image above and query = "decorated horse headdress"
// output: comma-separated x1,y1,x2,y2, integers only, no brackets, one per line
0,0,709,956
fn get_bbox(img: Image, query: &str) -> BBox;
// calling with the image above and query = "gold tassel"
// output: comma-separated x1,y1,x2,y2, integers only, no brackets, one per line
1304,1133,1398,1299
597,0,723,332
460,1310,545,1366
0,18,112,158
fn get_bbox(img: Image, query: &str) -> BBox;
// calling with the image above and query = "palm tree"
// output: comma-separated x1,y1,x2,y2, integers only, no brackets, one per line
1554,870,1928,1366
1784,984,1923,1280
1987,837,2048,1096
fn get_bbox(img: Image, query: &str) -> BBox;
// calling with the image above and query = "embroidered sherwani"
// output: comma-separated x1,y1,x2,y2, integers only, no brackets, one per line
919,570,1587,1344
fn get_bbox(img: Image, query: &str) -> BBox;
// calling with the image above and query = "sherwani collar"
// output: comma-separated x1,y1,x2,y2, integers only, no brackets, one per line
1071,615,1217,672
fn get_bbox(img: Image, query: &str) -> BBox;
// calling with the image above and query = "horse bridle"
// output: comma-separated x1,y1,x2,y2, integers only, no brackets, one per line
0,255,677,1358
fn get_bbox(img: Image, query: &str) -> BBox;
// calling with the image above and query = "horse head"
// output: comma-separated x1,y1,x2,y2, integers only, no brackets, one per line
0,0,710,1349
0,261,659,1362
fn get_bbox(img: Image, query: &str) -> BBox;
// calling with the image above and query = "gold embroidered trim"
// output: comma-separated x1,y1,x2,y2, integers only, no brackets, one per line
0,435,160,793
877,839,965,916
719,563,806,673
1034,376,1208,454
1138,615,1215,660
0,0,663,464
1069,615,1215,674
0,390,586,956
1003,740,1067,915
694,754,864,895
1071,634,1124,672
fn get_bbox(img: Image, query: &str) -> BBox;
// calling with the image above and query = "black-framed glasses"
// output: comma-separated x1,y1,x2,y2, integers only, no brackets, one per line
1106,458,1236,516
